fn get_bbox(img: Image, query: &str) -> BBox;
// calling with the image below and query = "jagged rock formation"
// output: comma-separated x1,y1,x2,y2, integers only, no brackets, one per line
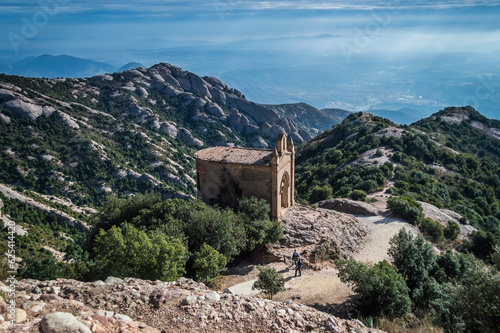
0,63,350,208
0,277,382,333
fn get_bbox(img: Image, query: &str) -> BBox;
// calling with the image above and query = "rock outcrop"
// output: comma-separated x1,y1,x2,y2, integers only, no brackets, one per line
317,199,382,216
263,205,368,264
0,277,380,333
419,201,476,238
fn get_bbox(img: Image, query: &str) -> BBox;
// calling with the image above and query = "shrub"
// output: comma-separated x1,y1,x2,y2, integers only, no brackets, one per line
443,220,460,240
387,196,423,225
94,224,187,281
309,184,333,203
491,246,500,271
349,190,367,201
388,229,436,290
18,257,63,280
443,256,500,332
434,250,470,282
252,266,285,300
336,259,411,318
420,218,444,242
237,197,283,251
192,243,227,287
185,207,245,261
467,230,497,259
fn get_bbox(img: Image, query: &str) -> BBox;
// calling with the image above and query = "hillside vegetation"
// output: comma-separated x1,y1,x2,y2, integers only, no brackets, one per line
0,64,349,286
296,107,500,256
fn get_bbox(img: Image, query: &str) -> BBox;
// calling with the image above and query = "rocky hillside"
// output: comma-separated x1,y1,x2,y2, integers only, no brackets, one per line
268,103,351,136
296,107,500,244
0,63,349,210
0,276,380,333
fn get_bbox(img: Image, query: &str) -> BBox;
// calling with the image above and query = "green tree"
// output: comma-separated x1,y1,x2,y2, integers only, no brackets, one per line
309,184,333,203
444,256,500,332
18,257,63,280
348,190,367,201
336,259,411,318
388,229,436,290
192,243,227,287
443,220,460,240
252,266,285,300
467,230,497,259
420,218,444,242
94,224,187,281
387,196,423,225
491,245,500,271
237,197,283,251
185,207,245,261
434,250,470,282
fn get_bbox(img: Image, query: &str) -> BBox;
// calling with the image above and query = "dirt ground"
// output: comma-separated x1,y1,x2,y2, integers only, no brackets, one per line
220,212,418,319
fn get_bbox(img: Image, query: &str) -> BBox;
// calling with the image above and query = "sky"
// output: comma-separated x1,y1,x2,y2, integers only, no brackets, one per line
1,0,500,64
1,1,500,120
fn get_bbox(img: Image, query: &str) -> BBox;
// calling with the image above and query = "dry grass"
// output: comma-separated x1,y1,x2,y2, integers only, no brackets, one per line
378,315,444,333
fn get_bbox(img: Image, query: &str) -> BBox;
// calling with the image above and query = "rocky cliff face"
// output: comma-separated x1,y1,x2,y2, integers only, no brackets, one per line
0,277,381,333
0,64,309,148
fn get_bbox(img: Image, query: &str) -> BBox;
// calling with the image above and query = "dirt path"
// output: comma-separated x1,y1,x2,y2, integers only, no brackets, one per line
353,215,418,263
225,214,418,317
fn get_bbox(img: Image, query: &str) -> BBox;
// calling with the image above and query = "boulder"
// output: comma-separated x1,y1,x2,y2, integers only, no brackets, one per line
104,277,123,285
0,113,10,123
14,308,27,323
178,128,204,147
56,111,79,129
205,103,225,117
0,88,17,102
160,121,178,138
40,312,91,333
317,198,381,216
2,99,55,120
205,291,220,302
263,205,368,263
228,108,249,132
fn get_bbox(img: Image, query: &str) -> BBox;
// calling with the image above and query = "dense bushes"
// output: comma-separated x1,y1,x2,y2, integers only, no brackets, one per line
388,229,436,290
341,228,500,332
8,193,282,283
192,243,227,287
420,218,444,242
443,220,460,240
86,194,282,282
336,259,411,318
387,196,423,225
308,184,333,203
93,224,187,281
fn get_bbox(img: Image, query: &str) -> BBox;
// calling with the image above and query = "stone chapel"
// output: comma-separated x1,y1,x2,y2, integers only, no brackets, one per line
194,133,295,220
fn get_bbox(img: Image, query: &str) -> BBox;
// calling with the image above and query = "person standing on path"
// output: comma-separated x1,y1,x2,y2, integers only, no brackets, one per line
292,249,299,267
295,258,302,277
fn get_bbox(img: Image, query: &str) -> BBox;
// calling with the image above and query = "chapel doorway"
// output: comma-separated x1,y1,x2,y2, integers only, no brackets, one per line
281,172,290,208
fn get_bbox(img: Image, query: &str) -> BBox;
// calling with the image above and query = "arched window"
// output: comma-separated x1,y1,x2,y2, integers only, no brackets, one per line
280,172,290,208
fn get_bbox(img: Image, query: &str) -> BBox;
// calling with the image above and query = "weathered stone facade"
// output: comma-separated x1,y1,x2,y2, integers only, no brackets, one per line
194,133,295,220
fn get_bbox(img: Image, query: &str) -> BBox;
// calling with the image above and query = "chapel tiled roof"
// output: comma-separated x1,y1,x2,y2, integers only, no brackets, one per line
194,147,274,166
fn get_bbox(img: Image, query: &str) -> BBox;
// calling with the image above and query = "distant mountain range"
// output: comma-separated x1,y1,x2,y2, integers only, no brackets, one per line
3,51,499,125
1,54,144,79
